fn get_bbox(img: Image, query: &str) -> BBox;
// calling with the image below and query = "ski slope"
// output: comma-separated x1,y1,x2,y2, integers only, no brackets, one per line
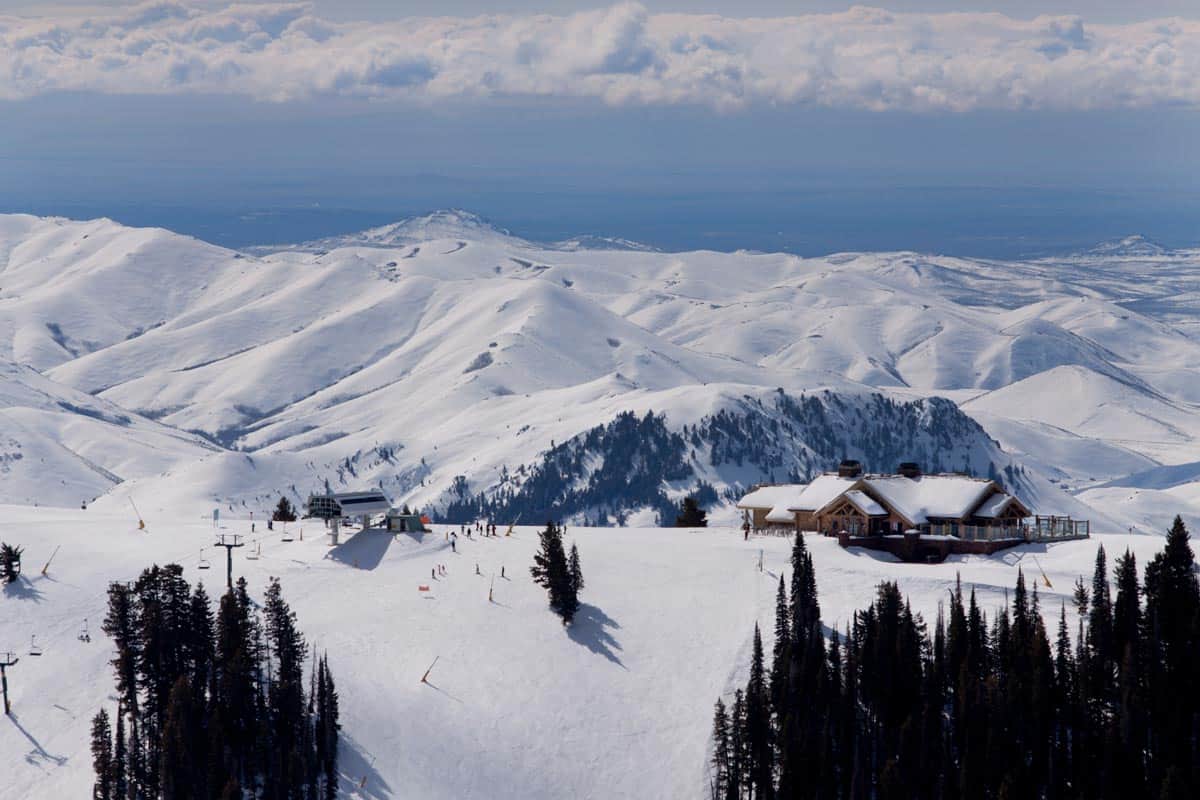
0,505,1170,799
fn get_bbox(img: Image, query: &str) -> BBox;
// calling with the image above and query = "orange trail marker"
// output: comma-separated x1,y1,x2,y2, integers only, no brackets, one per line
41,545,60,576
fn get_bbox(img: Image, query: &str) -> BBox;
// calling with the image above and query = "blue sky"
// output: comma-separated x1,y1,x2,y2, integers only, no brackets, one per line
1,2,1197,255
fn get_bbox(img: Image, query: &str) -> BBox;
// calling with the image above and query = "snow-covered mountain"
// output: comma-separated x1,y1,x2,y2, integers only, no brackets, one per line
0,358,216,505
0,211,1197,531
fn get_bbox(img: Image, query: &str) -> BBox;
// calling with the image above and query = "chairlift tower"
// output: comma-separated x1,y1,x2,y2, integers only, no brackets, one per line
0,651,17,715
214,533,245,590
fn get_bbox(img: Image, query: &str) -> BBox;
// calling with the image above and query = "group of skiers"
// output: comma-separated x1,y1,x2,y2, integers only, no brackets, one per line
460,521,501,537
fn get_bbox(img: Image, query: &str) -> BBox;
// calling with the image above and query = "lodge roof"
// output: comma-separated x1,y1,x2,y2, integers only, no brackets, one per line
859,474,996,526
785,474,860,513
842,489,888,517
736,484,804,510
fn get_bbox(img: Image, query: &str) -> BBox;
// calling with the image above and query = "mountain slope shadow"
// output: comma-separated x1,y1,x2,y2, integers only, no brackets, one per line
568,603,626,669
325,530,393,570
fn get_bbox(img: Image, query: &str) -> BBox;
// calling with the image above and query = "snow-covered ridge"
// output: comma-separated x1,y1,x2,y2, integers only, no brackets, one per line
0,212,1197,532
251,210,661,255
255,210,519,253
1083,234,1169,258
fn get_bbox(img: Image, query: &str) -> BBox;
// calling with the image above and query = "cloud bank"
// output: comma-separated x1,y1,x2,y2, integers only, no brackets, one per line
2,2,1198,111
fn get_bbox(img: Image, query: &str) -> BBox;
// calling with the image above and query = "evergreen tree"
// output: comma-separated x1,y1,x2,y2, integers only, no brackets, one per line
1143,516,1199,791
91,708,113,800
113,709,127,800
1113,549,1142,665
160,676,201,800
187,583,215,709
769,574,791,720
711,698,732,800
1088,546,1115,707
103,583,140,715
264,576,309,798
745,625,774,799
675,495,708,527
568,542,585,595
728,689,747,800
316,655,340,800
93,566,338,800
530,522,578,624
273,496,298,522
0,542,22,584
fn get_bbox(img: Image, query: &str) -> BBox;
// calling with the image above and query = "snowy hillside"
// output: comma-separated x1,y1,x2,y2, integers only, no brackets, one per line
0,211,1197,528
0,506,1169,799
0,358,216,506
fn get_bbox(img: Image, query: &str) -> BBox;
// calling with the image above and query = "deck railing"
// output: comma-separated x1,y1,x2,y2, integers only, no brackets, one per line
927,516,1090,543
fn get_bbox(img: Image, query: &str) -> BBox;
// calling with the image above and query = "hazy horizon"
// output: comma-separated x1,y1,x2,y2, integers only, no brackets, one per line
2,2,1197,257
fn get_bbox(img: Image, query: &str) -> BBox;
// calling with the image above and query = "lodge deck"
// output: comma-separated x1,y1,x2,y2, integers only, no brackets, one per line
834,515,1091,562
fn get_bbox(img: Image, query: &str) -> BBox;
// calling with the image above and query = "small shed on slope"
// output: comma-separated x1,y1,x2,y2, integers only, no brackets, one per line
386,510,431,533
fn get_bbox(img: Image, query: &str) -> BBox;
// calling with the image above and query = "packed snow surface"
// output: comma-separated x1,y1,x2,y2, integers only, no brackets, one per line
0,507,1166,799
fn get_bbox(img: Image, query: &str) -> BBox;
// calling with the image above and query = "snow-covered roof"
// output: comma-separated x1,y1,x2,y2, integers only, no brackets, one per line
859,475,995,525
329,491,393,515
737,484,805,510
843,489,888,517
765,504,797,523
974,492,1020,518
786,474,858,512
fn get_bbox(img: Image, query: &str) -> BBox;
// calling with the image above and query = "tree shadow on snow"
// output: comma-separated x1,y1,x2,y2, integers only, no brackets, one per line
325,530,393,571
568,603,627,670
337,732,393,799
3,575,45,602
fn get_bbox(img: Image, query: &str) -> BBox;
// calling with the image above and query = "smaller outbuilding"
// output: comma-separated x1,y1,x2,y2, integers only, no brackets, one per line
736,484,805,531
386,510,431,533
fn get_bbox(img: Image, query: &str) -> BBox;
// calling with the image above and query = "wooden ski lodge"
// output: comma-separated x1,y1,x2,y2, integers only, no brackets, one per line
738,460,1089,561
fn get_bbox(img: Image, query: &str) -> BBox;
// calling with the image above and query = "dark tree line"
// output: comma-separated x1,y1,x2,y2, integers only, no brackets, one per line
90,565,339,800
531,522,584,624
441,391,1016,528
444,410,693,525
711,515,1200,799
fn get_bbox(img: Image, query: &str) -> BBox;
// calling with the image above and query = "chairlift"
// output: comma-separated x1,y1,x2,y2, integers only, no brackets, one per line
78,618,91,643
281,524,295,543
245,539,261,561
197,549,211,570
29,634,42,656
